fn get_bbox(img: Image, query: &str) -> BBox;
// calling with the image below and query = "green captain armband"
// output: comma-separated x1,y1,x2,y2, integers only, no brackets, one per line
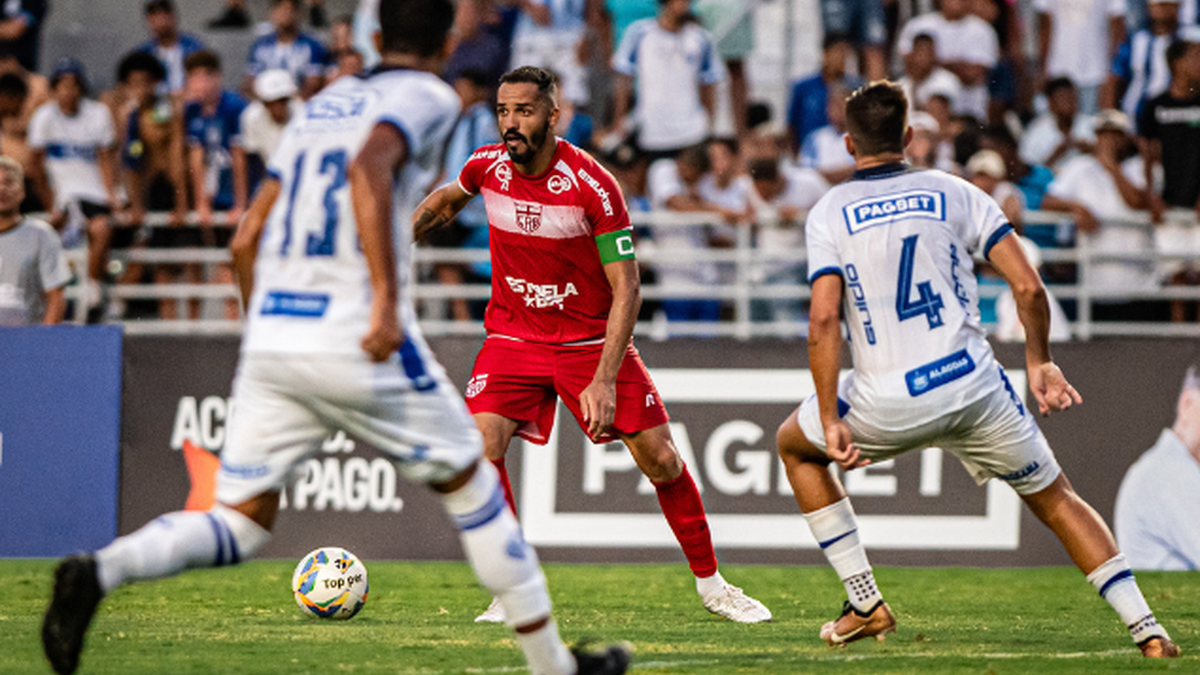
596,230,636,264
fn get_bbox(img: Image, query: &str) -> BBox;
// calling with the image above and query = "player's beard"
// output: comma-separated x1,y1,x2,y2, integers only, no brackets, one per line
505,123,549,165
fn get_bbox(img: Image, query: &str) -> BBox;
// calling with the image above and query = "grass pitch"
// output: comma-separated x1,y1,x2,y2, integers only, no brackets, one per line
3,560,1198,674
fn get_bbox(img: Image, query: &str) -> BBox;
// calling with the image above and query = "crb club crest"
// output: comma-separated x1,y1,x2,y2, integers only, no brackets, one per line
514,200,543,233
495,163,512,191
465,374,487,398
547,174,572,194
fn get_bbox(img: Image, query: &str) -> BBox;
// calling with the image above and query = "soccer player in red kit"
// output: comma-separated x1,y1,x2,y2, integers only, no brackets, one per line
414,66,771,624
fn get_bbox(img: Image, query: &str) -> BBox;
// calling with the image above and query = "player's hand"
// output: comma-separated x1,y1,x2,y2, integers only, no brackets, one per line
580,378,617,441
361,304,403,362
1028,361,1082,416
824,418,869,471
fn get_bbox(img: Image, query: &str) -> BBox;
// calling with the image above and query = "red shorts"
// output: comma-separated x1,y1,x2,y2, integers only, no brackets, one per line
464,336,669,444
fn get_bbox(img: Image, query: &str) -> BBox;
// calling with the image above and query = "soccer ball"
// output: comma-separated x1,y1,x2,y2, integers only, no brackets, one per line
292,547,369,619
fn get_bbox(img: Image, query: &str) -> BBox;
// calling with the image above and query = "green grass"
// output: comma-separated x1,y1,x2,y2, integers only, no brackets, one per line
5,560,1199,674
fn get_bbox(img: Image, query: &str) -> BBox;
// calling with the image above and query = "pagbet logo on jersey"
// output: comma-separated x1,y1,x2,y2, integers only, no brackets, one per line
514,200,543,233
842,189,945,235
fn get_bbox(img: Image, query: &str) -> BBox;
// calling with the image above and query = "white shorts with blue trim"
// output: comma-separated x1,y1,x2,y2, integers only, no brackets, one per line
797,370,1061,495
216,342,483,505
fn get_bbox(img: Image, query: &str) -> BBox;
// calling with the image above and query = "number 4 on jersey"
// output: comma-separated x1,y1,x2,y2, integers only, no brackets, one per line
895,234,945,329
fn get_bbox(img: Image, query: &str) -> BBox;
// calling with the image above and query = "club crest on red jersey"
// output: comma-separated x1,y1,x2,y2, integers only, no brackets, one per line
514,200,543,233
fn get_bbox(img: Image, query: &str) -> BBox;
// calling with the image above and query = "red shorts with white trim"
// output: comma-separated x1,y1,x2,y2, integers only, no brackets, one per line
464,336,669,444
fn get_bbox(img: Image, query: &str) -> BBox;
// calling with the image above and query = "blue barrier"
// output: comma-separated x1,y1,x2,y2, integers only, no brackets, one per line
0,326,122,557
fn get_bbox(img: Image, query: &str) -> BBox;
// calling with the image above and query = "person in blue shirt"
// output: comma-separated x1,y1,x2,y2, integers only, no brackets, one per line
245,0,326,99
136,0,205,97
183,50,247,229
787,34,861,155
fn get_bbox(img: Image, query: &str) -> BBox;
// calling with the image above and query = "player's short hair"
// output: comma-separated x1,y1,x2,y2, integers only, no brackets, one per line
378,0,456,58
499,66,559,107
844,81,909,157
1045,77,1076,97
118,50,167,84
0,72,27,99
0,155,23,183
184,49,221,74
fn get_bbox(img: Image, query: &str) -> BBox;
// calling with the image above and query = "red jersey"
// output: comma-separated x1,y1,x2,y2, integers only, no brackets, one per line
457,139,634,344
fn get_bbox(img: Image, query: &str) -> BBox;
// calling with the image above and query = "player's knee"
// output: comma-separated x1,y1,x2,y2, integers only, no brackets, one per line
210,504,273,562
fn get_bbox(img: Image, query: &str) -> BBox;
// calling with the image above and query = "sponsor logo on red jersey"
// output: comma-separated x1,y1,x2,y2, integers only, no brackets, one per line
514,200,543,233
495,162,512,191
465,374,488,398
505,276,579,309
547,174,573,194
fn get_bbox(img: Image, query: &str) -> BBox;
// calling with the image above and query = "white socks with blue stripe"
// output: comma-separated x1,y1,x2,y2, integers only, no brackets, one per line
804,497,881,613
1087,554,1169,645
442,461,573,675
95,505,270,595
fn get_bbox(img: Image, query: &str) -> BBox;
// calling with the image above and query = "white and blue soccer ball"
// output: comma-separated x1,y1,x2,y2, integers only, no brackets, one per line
292,547,369,619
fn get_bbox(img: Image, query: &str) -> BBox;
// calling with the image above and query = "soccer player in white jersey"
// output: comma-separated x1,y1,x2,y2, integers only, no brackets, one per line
775,81,1181,658
41,3,630,675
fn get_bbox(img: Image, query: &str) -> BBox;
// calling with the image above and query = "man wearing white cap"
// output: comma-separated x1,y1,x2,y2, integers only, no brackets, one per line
1043,109,1160,321
240,69,298,191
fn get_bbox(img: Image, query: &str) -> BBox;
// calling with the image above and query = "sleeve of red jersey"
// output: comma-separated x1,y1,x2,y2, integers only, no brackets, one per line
456,150,488,196
579,161,636,265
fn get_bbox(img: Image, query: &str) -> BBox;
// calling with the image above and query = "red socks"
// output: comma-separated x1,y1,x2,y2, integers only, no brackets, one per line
653,465,718,578
492,457,517,514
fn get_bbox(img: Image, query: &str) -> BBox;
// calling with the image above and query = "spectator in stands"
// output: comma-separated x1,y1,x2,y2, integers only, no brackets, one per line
980,123,1055,210
1115,365,1200,570
799,82,856,185
786,34,860,156
1139,35,1200,220
818,0,887,81
0,156,68,326
1020,77,1096,170
0,0,45,73
328,48,365,83
552,71,595,149
992,236,1074,342
184,50,247,229
695,0,759,137
0,49,48,212
442,0,515,87
136,0,205,97
646,144,723,324
746,156,828,323
898,32,963,115
240,69,298,194
246,0,326,100
208,0,252,30
510,0,598,109
604,0,657,52
118,51,187,229
973,0,1027,121
430,68,498,322
966,149,1023,227
323,14,354,79
1042,110,1159,321
27,59,120,320
1106,0,1179,125
905,110,946,169
611,0,725,162
1035,0,1125,116
896,0,998,123
698,136,753,289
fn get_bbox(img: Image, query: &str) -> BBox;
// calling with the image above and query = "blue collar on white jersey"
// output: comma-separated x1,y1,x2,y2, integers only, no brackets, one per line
850,162,911,181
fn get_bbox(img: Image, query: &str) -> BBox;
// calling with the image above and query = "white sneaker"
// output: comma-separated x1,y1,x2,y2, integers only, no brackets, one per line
474,596,506,623
702,583,772,623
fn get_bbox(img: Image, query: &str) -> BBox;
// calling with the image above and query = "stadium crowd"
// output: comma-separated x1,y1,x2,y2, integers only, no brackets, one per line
2,0,1200,329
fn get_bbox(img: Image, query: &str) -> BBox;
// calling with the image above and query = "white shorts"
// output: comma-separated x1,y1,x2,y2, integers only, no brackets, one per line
216,341,483,505
797,370,1061,495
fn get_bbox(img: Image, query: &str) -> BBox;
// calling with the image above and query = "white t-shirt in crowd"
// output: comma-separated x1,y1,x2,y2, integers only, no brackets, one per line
899,67,963,112
897,12,998,121
647,158,718,287
27,99,115,207
612,19,725,151
1047,153,1156,292
1018,113,1096,168
799,125,854,174
240,98,301,162
750,166,828,279
1034,0,1126,88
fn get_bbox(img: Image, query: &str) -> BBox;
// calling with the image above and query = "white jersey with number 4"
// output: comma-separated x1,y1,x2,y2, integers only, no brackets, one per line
242,69,460,355
805,163,1016,430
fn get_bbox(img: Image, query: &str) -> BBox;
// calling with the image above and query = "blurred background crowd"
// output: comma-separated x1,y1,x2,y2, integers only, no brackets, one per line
2,0,1200,334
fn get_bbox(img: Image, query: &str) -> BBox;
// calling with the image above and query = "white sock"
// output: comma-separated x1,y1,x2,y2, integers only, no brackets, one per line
1087,554,1169,644
515,620,577,675
804,498,881,612
94,505,270,594
695,570,726,600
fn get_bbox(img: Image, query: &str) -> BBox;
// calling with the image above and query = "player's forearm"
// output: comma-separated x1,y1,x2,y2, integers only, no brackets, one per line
1014,283,1052,366
230,179,279,309
349,163,399,304
413,184,467,242
232,147,248,211
594,288,639,385
808,314,843,424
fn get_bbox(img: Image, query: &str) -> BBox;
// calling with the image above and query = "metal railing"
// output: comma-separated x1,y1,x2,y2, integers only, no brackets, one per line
56,209,1200,339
